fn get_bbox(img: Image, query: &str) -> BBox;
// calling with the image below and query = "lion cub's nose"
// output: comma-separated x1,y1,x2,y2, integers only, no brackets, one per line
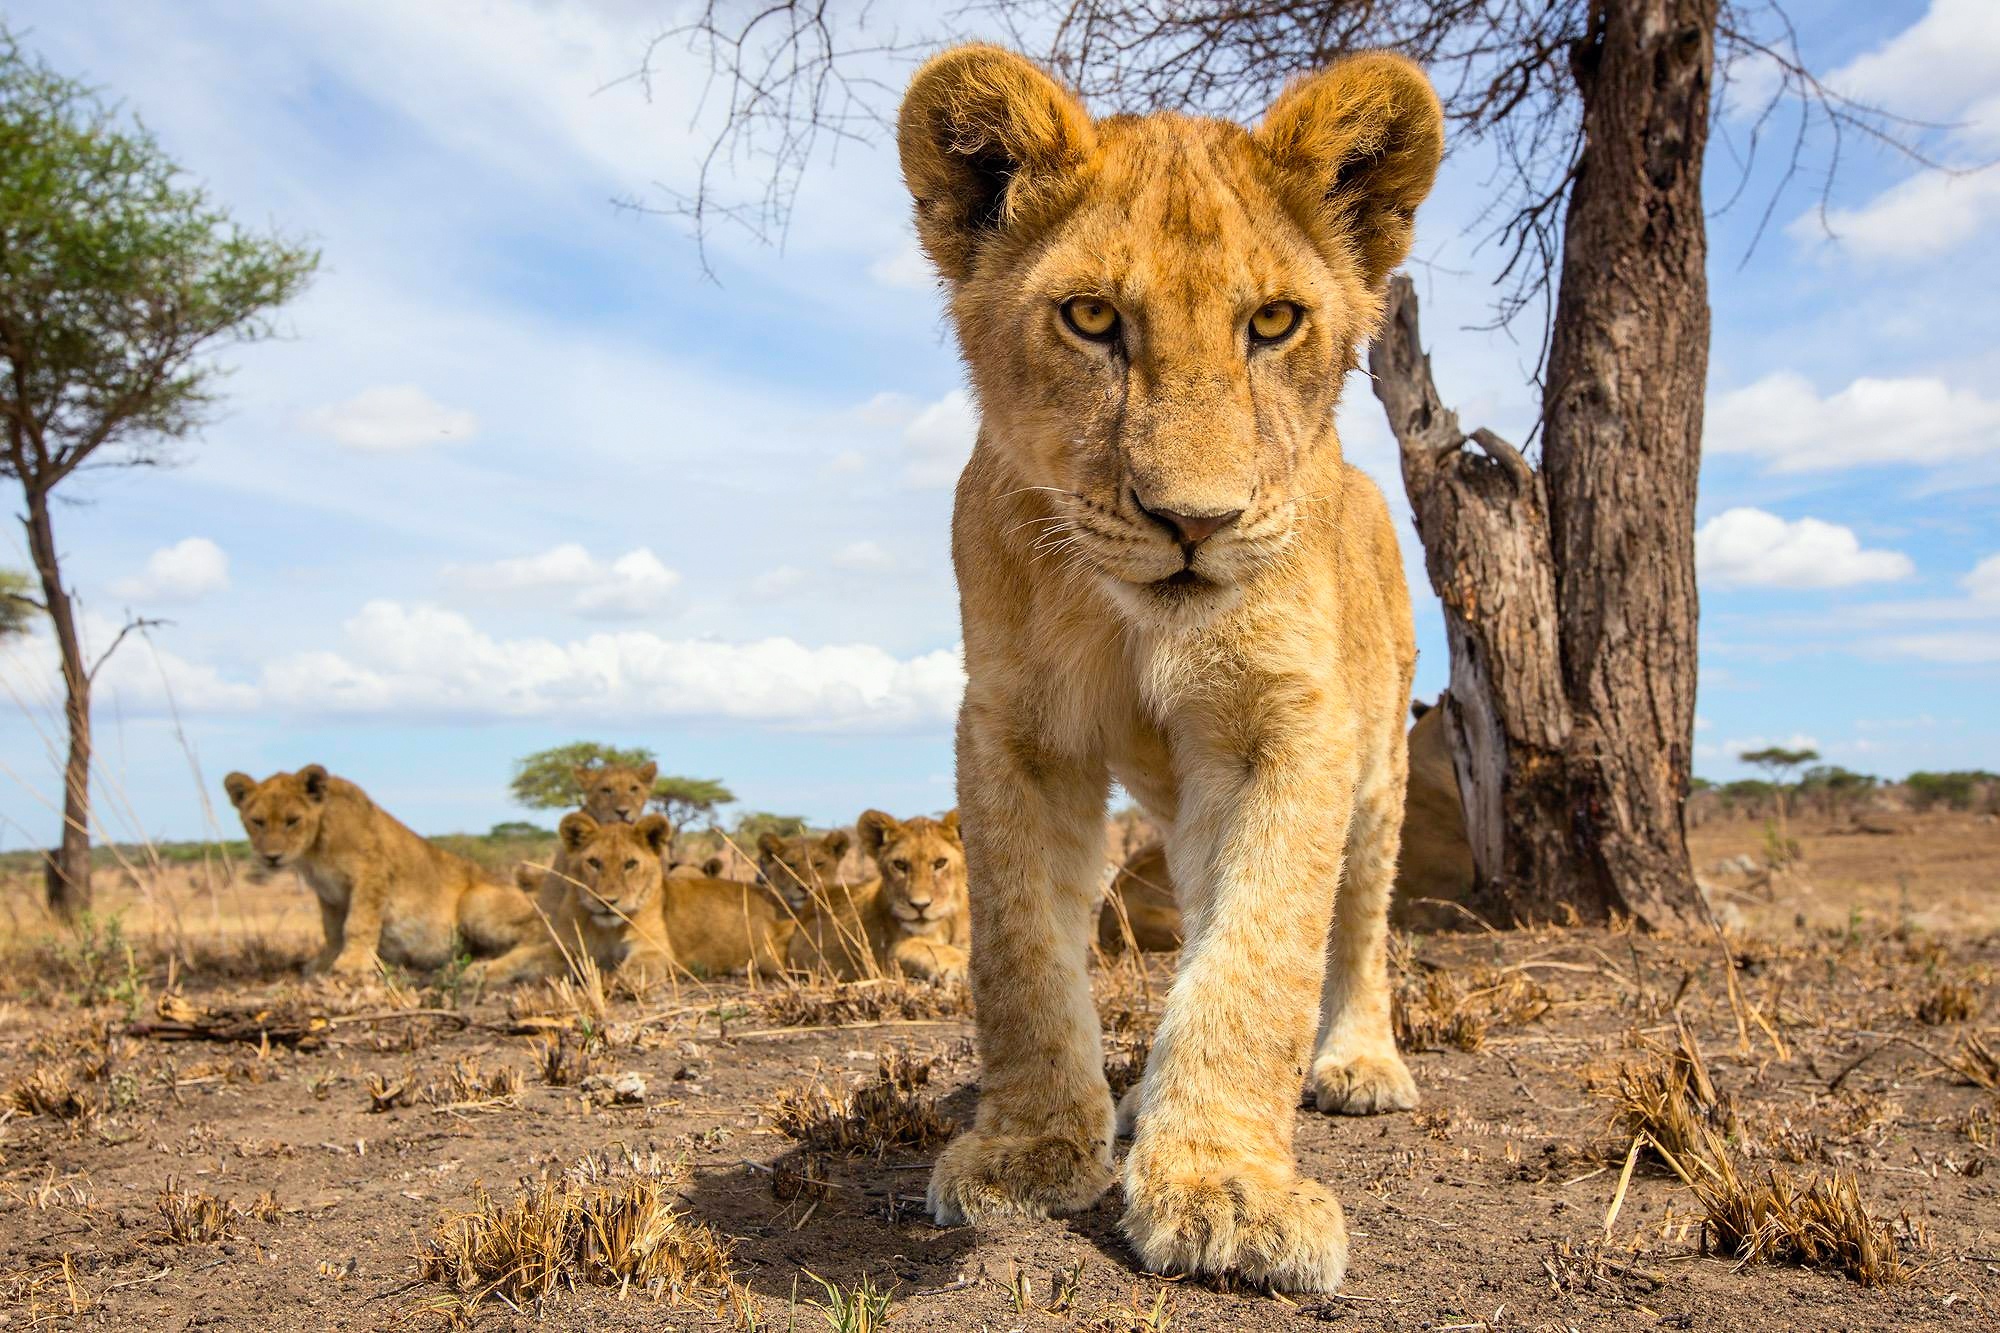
1135,496,1243,548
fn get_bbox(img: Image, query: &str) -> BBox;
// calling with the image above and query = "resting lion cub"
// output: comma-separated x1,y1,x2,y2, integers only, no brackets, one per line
473,814,793,984
225,765,535,976
762,816,970,982
899,46,1442,1291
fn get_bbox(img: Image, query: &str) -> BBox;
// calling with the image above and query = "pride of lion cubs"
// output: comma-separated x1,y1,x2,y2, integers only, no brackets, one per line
221,757,1180,986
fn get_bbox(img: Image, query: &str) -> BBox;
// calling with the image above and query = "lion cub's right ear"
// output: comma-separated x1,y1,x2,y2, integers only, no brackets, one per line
223,772,255,808
897,44,1095,284
757,831,787,857
559,812,600,852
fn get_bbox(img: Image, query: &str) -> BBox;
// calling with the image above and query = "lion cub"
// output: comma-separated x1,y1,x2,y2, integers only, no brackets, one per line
899,46,1443,1291
773,813,970,982
225,765,535,976
474,813,792,985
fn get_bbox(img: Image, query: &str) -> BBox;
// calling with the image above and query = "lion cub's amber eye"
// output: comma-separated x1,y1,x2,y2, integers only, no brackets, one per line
624,859,639,871
1249,301,1301,343
933,857,949,871
893,858,911,873
1060,296,1120,342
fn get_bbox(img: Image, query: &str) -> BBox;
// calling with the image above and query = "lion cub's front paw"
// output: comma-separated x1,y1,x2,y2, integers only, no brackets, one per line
927,1129,1114,1225
1121,1152,1349,1293
325,950,380,979
1311,1051,1418,1115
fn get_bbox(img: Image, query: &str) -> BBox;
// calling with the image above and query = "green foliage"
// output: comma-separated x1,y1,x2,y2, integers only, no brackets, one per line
1904,770,1998,812
486,820,550,840
0,568,34,638
732,810,808,842
509,741,655,810
58,911,145,1015
651,775,734,828
0,29,318,479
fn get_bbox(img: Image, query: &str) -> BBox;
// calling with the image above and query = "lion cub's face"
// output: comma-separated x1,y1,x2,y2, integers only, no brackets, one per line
756,829,853,912
859,810,966,933
898,48,1441,629
558,812,670,930
573,761,656,824
224,766,333,870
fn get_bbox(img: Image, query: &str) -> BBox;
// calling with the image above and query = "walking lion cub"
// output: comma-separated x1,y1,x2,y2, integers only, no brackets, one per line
225,765,535,976
898,45,1442,1291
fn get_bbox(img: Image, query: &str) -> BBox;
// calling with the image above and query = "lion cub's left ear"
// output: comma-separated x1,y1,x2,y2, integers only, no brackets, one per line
1256,53,1444,289
897,44,1095,284
635,814,673,858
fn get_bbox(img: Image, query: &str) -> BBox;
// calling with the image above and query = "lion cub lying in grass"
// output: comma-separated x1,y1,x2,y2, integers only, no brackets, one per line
761,812,970,982
225,765,536,976
473,813,792,985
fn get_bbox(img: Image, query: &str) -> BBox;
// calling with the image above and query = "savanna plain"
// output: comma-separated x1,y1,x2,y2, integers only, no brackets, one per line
0,809,1995,1331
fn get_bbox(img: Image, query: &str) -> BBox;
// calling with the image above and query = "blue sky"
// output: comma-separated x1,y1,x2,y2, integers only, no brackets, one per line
2,0,1996,846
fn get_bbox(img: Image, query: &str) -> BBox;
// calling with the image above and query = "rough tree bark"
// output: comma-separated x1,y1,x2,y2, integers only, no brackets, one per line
1371,0,1712,930
21,483,94,918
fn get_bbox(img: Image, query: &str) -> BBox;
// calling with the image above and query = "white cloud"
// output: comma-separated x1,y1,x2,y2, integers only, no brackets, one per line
869,239,936,292
831,540,898,573
826,449,867,475
747,566,806,600
1962,553,2000,602
1824,0,2000,119
1794,167,2000,261
0,612,257,717
446,544,681,619
1706,372,2000,472
302,384,478,451
902,390,978,488
258,601,965,729
110,538,231,603
1696,509,1913,590
1791,1,2000,259
1876,630,2000,663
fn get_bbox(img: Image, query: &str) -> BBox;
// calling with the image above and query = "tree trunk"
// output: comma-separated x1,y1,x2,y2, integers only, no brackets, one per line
1368,0,1714,932
1540,0,1712,929
23,487,93,919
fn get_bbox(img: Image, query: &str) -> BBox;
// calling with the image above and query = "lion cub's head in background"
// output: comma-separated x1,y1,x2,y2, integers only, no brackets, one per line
225,765,334,870
557,812,671,930
898,46,1441,628
858,809,966,934
572,760,657,824
756,828,854,913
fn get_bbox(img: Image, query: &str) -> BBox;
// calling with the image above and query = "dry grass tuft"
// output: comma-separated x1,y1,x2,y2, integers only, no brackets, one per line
369,1057,524,1112
7,1062,98,1123
1603,1026,1911,1287
415,1160,752,1324
3,1253,96,1323
762,976,970,1028
771,1149,833,1204
153,1178,234,1244
535,1032,593,1087
1915,979,1979,1026
767,1051,955,1158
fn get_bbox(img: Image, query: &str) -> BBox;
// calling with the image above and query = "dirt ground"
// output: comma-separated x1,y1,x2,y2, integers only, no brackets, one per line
0,816,1994,1330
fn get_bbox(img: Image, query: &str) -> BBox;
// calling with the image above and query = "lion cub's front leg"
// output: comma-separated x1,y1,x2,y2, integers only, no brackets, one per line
927,700,1115,1224
1120,741,1358,1293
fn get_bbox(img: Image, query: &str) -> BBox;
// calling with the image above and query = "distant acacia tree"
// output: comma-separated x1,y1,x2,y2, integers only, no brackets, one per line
650,775,735,829
1,31,316,917
508,741,656,810
1740,745,1818,853
1798,764,1876,820
732,810,809,843
646,0,1938,930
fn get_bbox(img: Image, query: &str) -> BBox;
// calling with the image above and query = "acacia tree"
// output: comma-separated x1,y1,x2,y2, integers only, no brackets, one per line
508,741,656,809
1741,744,1817,848
647,0,1931,930
1,33,316,917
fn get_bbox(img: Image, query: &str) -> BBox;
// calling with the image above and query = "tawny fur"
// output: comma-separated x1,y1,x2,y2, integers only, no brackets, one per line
898,44,1443,1292
224,765,537,976
472,813,793,985
1095,842,1183,955
530,760,657,901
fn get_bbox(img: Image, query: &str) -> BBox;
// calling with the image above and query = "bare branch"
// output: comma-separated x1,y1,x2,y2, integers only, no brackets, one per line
86,614,169,685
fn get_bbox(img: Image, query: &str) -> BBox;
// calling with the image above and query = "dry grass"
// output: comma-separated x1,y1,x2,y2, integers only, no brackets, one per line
7,1062,98,1123
1603,1026,1912,1287
2,1253,96,1324
414,1157,752,1324
534,1032,594,1087
1914,979,1979,1026
369,1057,524,1112
1393,966,1550,1054
153,1178,234,1245
761,975,970,1028
767,1051,955,1158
